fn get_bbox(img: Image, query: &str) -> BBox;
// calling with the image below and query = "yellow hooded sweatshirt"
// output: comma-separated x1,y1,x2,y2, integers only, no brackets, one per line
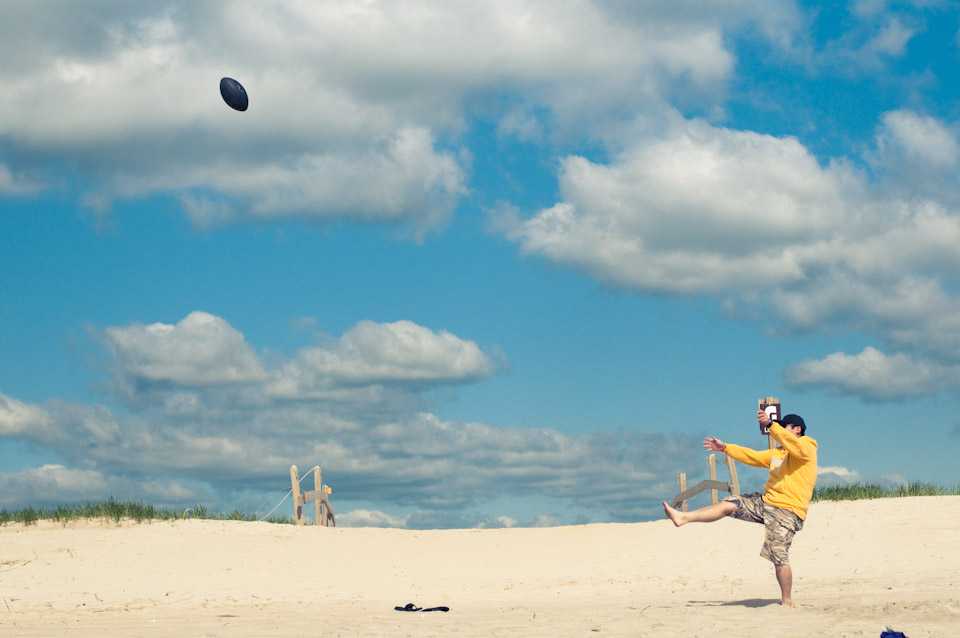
723,423,818,520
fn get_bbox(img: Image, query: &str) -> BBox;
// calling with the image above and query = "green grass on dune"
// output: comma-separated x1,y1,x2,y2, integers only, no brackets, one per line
0,497,294,526
811,481,960,502
2,484,959,526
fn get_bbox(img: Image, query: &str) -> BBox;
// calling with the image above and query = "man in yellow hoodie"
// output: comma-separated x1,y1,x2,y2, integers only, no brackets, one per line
662,410,818,607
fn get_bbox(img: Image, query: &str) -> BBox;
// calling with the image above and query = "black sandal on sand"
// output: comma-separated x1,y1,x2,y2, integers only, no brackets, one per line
394,603,449,612
395,604,421,612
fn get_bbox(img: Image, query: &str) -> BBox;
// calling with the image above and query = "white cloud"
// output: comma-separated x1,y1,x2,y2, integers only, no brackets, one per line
505,119,854,294
337,509,410,528
808,9,921,73
862,17,916,58
815,466,909,489
852,0,887,17
500,106,960,400
0,465,110,508
815,466,864,489
868,110,960,204
0,163,43,195
233,127,466,234
4,1,957,514
93,310,502,418
268,320,498,399
0,391,52,437
179,195,234,229
818,466,861,478
170,128,467,237
785,347,954,399
498,108,544,143
0,0,756,233
0,358,704,524
0,464,211,509
877,110,959,168
102,311,267,386
531,514,562,527
7,312,700,524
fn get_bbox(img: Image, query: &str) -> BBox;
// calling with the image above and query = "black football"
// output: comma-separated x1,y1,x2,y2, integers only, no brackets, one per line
219,77,248,112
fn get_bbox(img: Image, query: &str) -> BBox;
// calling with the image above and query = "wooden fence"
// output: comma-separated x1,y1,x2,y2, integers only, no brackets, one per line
290,465,336,527
669,453,740,512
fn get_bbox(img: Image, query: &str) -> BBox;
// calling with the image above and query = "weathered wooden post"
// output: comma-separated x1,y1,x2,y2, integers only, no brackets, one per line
290,465,304,525
671,454,740,513
726,454,740,496
313,466,324,527
289,464,336,527
708,453,718,504
677,473,688,512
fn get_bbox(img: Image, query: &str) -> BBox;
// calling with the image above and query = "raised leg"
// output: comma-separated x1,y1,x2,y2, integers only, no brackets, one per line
662,500,737,527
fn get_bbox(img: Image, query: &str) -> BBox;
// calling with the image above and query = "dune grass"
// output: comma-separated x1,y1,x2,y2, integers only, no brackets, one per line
2,483,959,526
0,497,294,526
811,481,960,502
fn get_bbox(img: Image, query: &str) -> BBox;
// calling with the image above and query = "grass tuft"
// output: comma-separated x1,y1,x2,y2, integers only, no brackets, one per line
812,481,960,502
0,499,294,526
3,483,958,527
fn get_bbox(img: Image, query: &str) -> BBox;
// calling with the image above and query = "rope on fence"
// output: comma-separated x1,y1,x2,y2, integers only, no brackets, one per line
257,465,321,522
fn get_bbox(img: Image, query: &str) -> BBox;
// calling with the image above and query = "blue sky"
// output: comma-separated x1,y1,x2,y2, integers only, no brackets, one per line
2,0,960,528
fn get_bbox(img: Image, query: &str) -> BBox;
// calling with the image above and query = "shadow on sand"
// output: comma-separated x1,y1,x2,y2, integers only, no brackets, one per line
688,598,780,608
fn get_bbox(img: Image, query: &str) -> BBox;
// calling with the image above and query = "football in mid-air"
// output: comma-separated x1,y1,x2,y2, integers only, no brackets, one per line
219,77,248,112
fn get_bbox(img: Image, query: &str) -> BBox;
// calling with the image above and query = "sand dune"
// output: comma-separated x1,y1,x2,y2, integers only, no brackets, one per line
2,496,958,636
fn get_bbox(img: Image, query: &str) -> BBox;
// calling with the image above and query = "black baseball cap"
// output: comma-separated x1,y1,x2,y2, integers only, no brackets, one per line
779,414,806,436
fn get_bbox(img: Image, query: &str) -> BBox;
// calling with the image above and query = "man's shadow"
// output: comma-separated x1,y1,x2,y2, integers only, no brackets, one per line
688,599,780,608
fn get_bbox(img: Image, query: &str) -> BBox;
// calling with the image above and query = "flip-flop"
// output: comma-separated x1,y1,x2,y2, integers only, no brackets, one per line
394,603,450,612
394,603,421,612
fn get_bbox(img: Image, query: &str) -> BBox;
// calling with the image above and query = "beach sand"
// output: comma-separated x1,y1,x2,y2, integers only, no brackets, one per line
2,495,958,637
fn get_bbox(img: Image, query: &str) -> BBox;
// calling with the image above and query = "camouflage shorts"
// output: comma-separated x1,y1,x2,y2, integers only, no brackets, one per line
723,492,803,566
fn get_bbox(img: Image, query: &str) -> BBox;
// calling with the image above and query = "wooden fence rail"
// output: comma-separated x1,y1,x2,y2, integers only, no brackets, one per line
669,453,740,512
290,465,336,527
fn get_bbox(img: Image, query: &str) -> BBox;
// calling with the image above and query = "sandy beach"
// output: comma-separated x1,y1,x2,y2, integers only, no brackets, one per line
2,495,958,637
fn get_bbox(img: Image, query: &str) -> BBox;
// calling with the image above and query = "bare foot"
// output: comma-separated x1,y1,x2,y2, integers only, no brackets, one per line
662,501,685,527
781,599,795,608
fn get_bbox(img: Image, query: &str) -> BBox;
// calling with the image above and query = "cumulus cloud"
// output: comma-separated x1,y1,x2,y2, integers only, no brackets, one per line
501,106,960,400
785,347,953,400
102,311,267,386
336,509,410,528
0,464,209,509
0,397,702,525
818,466,861,480
816,465,908,489
0,163,43,195
878,110,959,168
503,119,856,294
0,391,53,437
0,311,701,524
175,127,467,237
816,466,864,489
0,0,759,234
801,8,921,74
869,110,960,203
5,1,956,517
862,17,916,58
0,465,109,508
268,320,497,399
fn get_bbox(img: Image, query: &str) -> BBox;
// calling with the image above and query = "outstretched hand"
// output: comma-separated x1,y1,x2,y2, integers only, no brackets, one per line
702,437,726,452
757,408,772,428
